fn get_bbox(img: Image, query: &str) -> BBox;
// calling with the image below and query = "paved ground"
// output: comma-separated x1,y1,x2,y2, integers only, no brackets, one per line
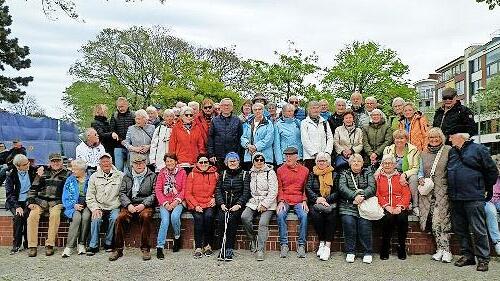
0,247,499,280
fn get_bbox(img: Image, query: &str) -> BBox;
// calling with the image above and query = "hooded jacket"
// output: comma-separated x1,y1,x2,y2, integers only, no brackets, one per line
185,165,219,209
62,174,90,219
246,163,278,210
376,171,411,209
169,121,206,166
274,117,303,165
399,114,429,151
241,116,274,163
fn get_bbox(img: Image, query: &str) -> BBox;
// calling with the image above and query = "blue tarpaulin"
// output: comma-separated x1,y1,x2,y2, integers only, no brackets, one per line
0,111,80,165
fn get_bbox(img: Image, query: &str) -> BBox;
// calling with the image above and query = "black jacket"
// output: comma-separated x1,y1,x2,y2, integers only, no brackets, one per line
306,172,338,208
91,116,115,154
328,112,344,136
207,114,243,159
447,141,498,201
110,110,135,148
119,169,157,207
215,168,250,207
5,166,37,210
433,101,477,138
5,147,27,166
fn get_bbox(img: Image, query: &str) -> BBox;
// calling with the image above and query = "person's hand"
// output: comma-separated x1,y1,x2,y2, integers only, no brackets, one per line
393,206,402,214
354,195,365,205
74,204,84,211
163,201,170,209
112,132,119,141
209,157,217,164
28,204,37,210
385,206,394,214
248,145,257,154
399,175,408,186
135,204,145,212
169,200,179,211
221,204,228,212
15,207,24,216
276,202,286,214
418,178,425,186
36,166,44,177
229,204,241,212
128,204,137,213
257,205,267,213
208,198,216,207
92,209,102,220
195,206,203,213
302,201,309,213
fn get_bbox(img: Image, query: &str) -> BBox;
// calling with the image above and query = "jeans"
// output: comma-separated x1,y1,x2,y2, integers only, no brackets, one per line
485,201,500,244
341,214,372,255
192,207,214,249
156,205,183,249
89,208,119,248
27,204,63,247
241,208,274,251
9,202,29,248
309,207,337,242
66,208,91,248
451,200,490,262
276,202,308,246
217,208,243,250
113,147,128,172
115,207,154,250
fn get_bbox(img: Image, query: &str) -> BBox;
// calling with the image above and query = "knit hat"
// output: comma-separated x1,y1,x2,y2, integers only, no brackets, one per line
252,152,266,162
224,152,240,165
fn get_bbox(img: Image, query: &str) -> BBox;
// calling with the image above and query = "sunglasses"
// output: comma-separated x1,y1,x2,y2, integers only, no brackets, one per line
184,114,193,117
204,106,212,109
253,158,265,163
442,96,454,101
198,161,210,164
290,101,299,104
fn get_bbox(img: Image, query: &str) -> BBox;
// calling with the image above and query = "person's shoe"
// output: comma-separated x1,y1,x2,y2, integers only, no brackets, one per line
380,251,389,260
320,246,330,261
10,246,20,255
217,250,225,261
203,245,213,257
250,237,258,253
156,248,164,260
441,251,453,263
477,260,489,272
28,247,37,257
316,241,325,257
193,248,203,259
280,244,289,258
224,249,233,262
256,250,265,261
346,254,355,263
109,249,123,261
142,249,151,261
45,246,54,256
413,207,420,217
432,249,443,261
397,246,407,260
61,247,72,258
297,245,306,258
104,244,113,253
86,247,99,256
495,242,500,255
173,238,181,253
454,256,476,267
77,244,86,255
363,255,373,264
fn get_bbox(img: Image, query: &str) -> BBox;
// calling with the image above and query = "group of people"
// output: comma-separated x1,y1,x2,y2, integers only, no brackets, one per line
3,87,499,272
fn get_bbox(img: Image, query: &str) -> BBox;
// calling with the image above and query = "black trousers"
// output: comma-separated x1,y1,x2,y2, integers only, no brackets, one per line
9,202,29,248
217,209,242,250
192,207,214,249
309,207,337,242
380,211,408,253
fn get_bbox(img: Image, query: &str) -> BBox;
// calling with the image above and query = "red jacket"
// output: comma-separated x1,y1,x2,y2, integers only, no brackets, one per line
277,163,309,205
185,166,219,209
169,121,206,165
193,113,212,146
155,166,187,206
376,172,411,209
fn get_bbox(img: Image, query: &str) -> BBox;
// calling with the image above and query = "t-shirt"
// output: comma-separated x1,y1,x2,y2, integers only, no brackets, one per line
78,181,85,197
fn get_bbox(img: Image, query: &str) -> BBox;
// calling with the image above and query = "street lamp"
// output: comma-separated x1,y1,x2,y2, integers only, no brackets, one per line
477,86,485,143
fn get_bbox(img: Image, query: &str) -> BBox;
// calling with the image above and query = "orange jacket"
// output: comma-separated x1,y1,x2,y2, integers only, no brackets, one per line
399,115,429,151
169,121,206,165
193,113,211,147
376,172,411,209
185,166,219,209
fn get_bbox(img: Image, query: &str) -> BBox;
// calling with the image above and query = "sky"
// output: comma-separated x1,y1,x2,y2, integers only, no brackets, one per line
3,0,500,118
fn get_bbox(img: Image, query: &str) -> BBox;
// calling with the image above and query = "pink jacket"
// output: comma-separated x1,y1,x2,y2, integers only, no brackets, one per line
155,166,187,206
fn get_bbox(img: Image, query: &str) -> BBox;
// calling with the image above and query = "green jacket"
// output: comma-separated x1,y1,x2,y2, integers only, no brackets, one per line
362,121,393,161
28,168,70,207
338,168,376,217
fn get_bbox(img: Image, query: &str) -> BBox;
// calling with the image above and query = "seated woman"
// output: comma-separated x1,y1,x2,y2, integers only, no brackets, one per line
485,155,500,256
185,154,218,258
155,153,187,259
306,152,338,261
215,152,250,261
61,159,91,257
338,153,376,264
376,155,411,260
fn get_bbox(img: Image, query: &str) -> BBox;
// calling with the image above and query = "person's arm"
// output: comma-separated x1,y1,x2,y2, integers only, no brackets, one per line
184,173,199,208
27,174,42,205
398,179,412,209
325,123,334,155
262,170,278,209
215,172,225,206
403,149,420,177
333,127,343,155
362,127,373,155
276,169,284,202
121,127,133,151
375,176,389,208
254,123,274,152
61,178,74,213
119,177,132,208
274,124,283,165
352,128,364,153
375,126,393,156
141,174,157,207
237,171,251,206
417,158,425,179
155,170,167,206
92,121,113,141
338,172,359,201
5,172,18,209
207,119,216,158
176,170,187,202
419,117,429,149
240,123,251,150
305,173,318,204
462,106,478,136
363,170,377,199
149,127,161,164
300,121,317,157
85,176,99,211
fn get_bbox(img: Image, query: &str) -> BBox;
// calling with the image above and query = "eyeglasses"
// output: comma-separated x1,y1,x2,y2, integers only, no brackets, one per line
204,106,212,109
198,161,210,164
290,101,299,104
184,114,193,117
442,96,454,101
253,158,265,163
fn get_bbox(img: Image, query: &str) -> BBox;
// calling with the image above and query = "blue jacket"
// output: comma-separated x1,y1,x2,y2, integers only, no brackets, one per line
294,108,307,121
241,117,274,163
274,117,303,165
320,111,332,120
207,113,243,159
447,141,498,201
62,174,90,219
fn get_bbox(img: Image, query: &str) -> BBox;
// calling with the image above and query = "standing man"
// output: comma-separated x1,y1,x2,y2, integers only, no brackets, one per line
110,97,135,172
365,96,386,122
351,91,369,128
389,97,405,130
289,95,307,121
75,128,106,175
328,98,347,141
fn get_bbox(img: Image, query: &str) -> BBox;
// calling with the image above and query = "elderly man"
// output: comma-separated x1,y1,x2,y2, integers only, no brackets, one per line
389,97,405,130
207,98,243,170
365,96,386,122
86,153,124,256
110,155,156,261
301,101,333,171
26,153,69,257
351,91,369,128
319,99,331,120
289,95,307,121
110,97,136,172
146,106,161,127
328,98,347,139
76,128,106,175
447,127,498,272
188,101,200,117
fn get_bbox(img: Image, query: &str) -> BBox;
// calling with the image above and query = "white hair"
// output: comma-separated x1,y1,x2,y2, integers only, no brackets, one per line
220,98,233,106
13,154,29,167
145,106,157,113
365,96,377,103
370,108,385,120
282,103,296,112
456,133,470,140
381,154,397,164
82,127,97,142
163,109,174,117
288,95,299,101
252,102,265,110
315,152,331,166
335,98,347,106
188,101,200,110
392,97,405,107
135,109,148,119
180,106,194,116
348,153,364,165
176,101,187,108
71,159,87,172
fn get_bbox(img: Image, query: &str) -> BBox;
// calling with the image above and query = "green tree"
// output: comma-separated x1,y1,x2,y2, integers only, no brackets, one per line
0,0,33,103
472,73,500,114
476,0,500,10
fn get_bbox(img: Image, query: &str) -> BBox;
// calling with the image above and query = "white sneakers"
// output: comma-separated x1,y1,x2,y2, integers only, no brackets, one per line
320,247,331,261
495,242,500,255
77,244,86,255
346,254,355,263
413,207,420,217
316,242,325,257
432,249,443,261
362,255,373,264
61,247,72,258
432,249,453,263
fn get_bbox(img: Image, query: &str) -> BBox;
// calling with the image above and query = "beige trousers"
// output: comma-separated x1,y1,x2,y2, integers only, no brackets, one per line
27,204,63,247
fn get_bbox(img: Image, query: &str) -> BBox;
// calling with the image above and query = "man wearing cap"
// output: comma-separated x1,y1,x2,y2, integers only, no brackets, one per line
110,154,156,261
276,146,310,258
447,128,498,272
289,95,307,121
26,153,70,257
76,128,106,175
433,87,477,141
86,153,123,255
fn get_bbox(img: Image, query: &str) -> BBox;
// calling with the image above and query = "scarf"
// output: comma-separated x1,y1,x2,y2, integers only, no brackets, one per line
427,143,443,154
344,124,356,133
313,165,334,197
310,116,320,124
163,166,179,195
131,168,147,198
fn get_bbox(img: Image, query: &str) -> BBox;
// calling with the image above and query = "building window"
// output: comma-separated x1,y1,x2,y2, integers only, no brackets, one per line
486,47,500,65
487,62,499,77
426,101,431,107
470,80,481,96
455,80,465,95
470,57,481,73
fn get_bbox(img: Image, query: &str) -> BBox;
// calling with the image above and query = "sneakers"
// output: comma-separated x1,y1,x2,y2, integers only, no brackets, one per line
319,246,330,261
10,246,20,255
432,249,443,261
172,238,181,253
413,207,420,217
224,249,234,262
477,260,489,272
86,247,99,256
316,241,325,257
157,248,164,260
363,255,373,264
297,245,306,258
193,248,203,259
28,247,37,257
495,242,500,255
109,249,123,261
454,256,476,267
203,245,213,257
45,246,55,256
104,244,113,253
256,250,265,261
77,244,86,255
142,249,151,261
346,254,355,263
441,251,453,263
61,247,72,258
250,237,258,253
280,244,289,258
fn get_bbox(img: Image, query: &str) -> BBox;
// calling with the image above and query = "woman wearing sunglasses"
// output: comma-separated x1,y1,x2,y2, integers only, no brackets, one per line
185,154,219,258
194,98,215,146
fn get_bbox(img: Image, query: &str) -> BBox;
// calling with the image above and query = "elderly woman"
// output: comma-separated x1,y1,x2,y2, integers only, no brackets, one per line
169,106,205,172
319,99,331,120
333,109,363,171
338,153,376,264
417,128,453,262
485,155,500,255
238,99,253,123
306,152,338,261
399,102,428,151
274,103,303,166
241,102,274,170
268,102,278,123
185,154,219,258
241,152,278,261
382,129,420,216
149,109,175,172
146,106,161,127
61,159,91,257
121,109,155,169
172,107,181,123
389,97,405,130
215,152,250,261
155,153,187,259
91,104,114,155
328,98,347,136
362,108,393,168
376,155,411,260
4,154,36,254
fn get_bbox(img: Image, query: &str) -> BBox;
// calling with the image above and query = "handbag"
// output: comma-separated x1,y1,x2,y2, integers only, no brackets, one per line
312,203,335,213
351,173,384,220
418,146,444,196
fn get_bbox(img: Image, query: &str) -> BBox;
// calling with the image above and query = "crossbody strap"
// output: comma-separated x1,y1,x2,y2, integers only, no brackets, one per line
430,147,444,177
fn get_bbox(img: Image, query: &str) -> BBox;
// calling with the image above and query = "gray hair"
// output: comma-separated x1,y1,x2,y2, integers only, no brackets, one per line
282,103,296,112
428,127,446,144
188,101,200,110
392,97,405,107
365,96,377,103
13,154,29,167
135,109,148,119
83,127,97,143
381,154,397,164
288,95,299,102
172,107,180,116
307,101,320,110
180,106,194,116
71,159,87,172
335,98,347,106
348,153,364,165
455,133,471,140
145,106,157,113
370,108,385,120
220,98,233,106
163,109,174,118
252,102,265,110
176,101,187,108
319,99,329,105
315,152,331,166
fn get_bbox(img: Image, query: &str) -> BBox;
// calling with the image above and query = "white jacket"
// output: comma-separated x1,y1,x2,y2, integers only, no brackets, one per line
333,125,363,155
300,116,333,160
75,142,106,168
149,124,172,172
